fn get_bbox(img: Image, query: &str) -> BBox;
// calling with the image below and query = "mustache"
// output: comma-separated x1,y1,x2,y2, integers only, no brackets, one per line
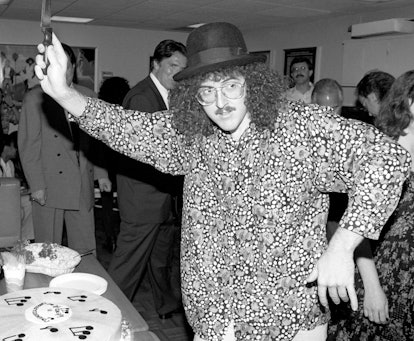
215,106,236,115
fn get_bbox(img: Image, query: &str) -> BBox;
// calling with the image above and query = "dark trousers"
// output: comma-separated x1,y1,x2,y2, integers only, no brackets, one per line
108,175,182,314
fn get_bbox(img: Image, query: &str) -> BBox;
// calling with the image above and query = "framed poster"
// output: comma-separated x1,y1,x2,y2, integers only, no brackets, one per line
0,44,95,107
284,47,317,84
251,50,271,67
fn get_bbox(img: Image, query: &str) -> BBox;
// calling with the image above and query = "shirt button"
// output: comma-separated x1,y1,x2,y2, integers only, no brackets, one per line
59,171,63,174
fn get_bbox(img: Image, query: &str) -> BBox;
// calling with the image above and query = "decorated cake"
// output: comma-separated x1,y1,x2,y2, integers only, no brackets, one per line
0,287,124,341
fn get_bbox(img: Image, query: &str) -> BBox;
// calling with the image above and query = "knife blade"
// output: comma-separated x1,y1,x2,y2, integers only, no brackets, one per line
40,0,52,74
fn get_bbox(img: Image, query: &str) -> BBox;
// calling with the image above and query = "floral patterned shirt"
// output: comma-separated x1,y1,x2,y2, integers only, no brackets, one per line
75,99,410,341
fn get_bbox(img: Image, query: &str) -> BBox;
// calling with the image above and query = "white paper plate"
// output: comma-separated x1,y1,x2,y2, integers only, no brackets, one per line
49,272,108,295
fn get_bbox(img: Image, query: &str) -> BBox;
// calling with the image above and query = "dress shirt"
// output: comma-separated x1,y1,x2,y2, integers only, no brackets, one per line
285,83,314,104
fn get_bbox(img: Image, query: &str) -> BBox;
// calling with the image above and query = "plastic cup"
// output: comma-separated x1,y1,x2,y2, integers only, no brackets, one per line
3,263,25,293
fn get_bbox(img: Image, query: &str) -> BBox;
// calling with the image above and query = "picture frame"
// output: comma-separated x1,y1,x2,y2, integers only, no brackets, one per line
283,47,317,84
251,50,271,68
0,44,96,107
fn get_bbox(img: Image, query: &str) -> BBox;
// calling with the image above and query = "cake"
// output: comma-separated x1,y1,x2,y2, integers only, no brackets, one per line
0,287,124,341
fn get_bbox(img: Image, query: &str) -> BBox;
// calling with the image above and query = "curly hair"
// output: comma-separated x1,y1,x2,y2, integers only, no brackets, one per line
375,70,414,139
169,62,288,143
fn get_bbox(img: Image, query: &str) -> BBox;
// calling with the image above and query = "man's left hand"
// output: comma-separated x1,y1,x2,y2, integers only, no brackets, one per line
98,178,112,192
306,228,361,311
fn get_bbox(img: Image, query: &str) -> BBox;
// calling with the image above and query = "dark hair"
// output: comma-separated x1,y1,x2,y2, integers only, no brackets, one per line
0,132,17,153
311,78,343,103
61,43,78,84
98,77,130,105
290,57,313,72
356,70,395,101
375,70,414,139
80,48,95,62
150,40,187,72
169,62,288,144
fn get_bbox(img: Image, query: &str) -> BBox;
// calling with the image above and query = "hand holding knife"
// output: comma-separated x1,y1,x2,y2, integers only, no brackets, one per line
40,0,52,74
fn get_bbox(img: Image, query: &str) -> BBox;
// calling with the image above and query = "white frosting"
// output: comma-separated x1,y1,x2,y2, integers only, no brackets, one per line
0,287,122,341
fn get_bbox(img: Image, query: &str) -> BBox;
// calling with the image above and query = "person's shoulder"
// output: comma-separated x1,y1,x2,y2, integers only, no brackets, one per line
125,77,152,97
123,77,159,109
131,76,152,90
22,85,43,102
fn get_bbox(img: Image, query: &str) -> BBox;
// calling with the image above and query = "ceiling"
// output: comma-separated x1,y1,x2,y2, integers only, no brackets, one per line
1,0,413,32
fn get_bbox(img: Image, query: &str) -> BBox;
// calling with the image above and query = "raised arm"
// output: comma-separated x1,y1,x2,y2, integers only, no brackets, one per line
34,33,87,117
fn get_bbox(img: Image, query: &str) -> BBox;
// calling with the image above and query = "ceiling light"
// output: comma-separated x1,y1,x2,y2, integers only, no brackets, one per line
187,23,206,29
359,0,396,2
51,16,94,23
0,0,11,4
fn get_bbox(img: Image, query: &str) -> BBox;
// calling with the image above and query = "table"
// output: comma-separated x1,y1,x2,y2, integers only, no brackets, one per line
0,254,149,333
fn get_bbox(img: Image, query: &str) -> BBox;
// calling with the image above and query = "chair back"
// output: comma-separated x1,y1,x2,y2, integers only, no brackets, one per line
0,178,21,248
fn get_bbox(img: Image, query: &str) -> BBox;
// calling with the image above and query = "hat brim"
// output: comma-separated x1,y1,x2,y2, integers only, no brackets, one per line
174,54,266,81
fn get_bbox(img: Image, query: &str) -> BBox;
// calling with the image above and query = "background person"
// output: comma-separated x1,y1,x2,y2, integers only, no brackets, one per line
108,40,187,319
0,132,34,241
18,43,111,254
329,69,414,341
311,78,343,116
285,56,314,104
356,70,395,117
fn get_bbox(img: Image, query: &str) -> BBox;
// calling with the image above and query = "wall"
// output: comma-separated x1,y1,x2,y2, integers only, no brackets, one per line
243,4,414,105
0,19,188,91
2,3,414,102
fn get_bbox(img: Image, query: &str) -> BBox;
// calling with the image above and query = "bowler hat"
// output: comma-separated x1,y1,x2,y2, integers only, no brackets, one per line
174,22,266,81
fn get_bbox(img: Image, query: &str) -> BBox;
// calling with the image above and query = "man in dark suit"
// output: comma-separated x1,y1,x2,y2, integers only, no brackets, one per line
18,43,111,254
108,40,187,319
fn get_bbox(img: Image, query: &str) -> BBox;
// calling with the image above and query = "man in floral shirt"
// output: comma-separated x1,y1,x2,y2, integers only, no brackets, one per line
34,23,411,341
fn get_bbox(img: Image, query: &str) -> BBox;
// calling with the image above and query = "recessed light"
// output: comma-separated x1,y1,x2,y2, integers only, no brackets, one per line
187,23,206,29
51,16,94,23
359,0,395,2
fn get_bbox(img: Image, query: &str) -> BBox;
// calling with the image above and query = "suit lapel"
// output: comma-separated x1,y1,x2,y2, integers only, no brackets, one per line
42,93,80,167
147,77,168,111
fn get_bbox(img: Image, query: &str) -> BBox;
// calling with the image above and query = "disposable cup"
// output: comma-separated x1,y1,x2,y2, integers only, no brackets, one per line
3,263,25,293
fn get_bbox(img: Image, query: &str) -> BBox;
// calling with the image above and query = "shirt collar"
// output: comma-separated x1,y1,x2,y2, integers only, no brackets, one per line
150,73,169,109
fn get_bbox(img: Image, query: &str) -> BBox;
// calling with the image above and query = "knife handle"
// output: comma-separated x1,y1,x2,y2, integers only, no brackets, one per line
42,27,53,75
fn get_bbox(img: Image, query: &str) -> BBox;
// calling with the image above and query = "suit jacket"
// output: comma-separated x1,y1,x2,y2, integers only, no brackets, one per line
119,76,183,222
18,84,107,211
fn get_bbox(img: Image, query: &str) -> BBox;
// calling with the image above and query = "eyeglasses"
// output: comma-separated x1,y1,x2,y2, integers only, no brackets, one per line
196,81,245,106
291,65,308,73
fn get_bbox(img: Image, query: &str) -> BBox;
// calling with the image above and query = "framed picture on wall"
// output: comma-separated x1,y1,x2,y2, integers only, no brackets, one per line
283,47,317,84
251,50,271,68
0,44,96,108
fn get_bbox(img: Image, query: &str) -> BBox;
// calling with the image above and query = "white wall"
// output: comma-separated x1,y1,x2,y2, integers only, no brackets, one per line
2,3,414,102
243,4,414,105
0,19,188,91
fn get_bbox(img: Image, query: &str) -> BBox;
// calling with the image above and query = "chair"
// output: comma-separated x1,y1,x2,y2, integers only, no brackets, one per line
0,178,21,248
